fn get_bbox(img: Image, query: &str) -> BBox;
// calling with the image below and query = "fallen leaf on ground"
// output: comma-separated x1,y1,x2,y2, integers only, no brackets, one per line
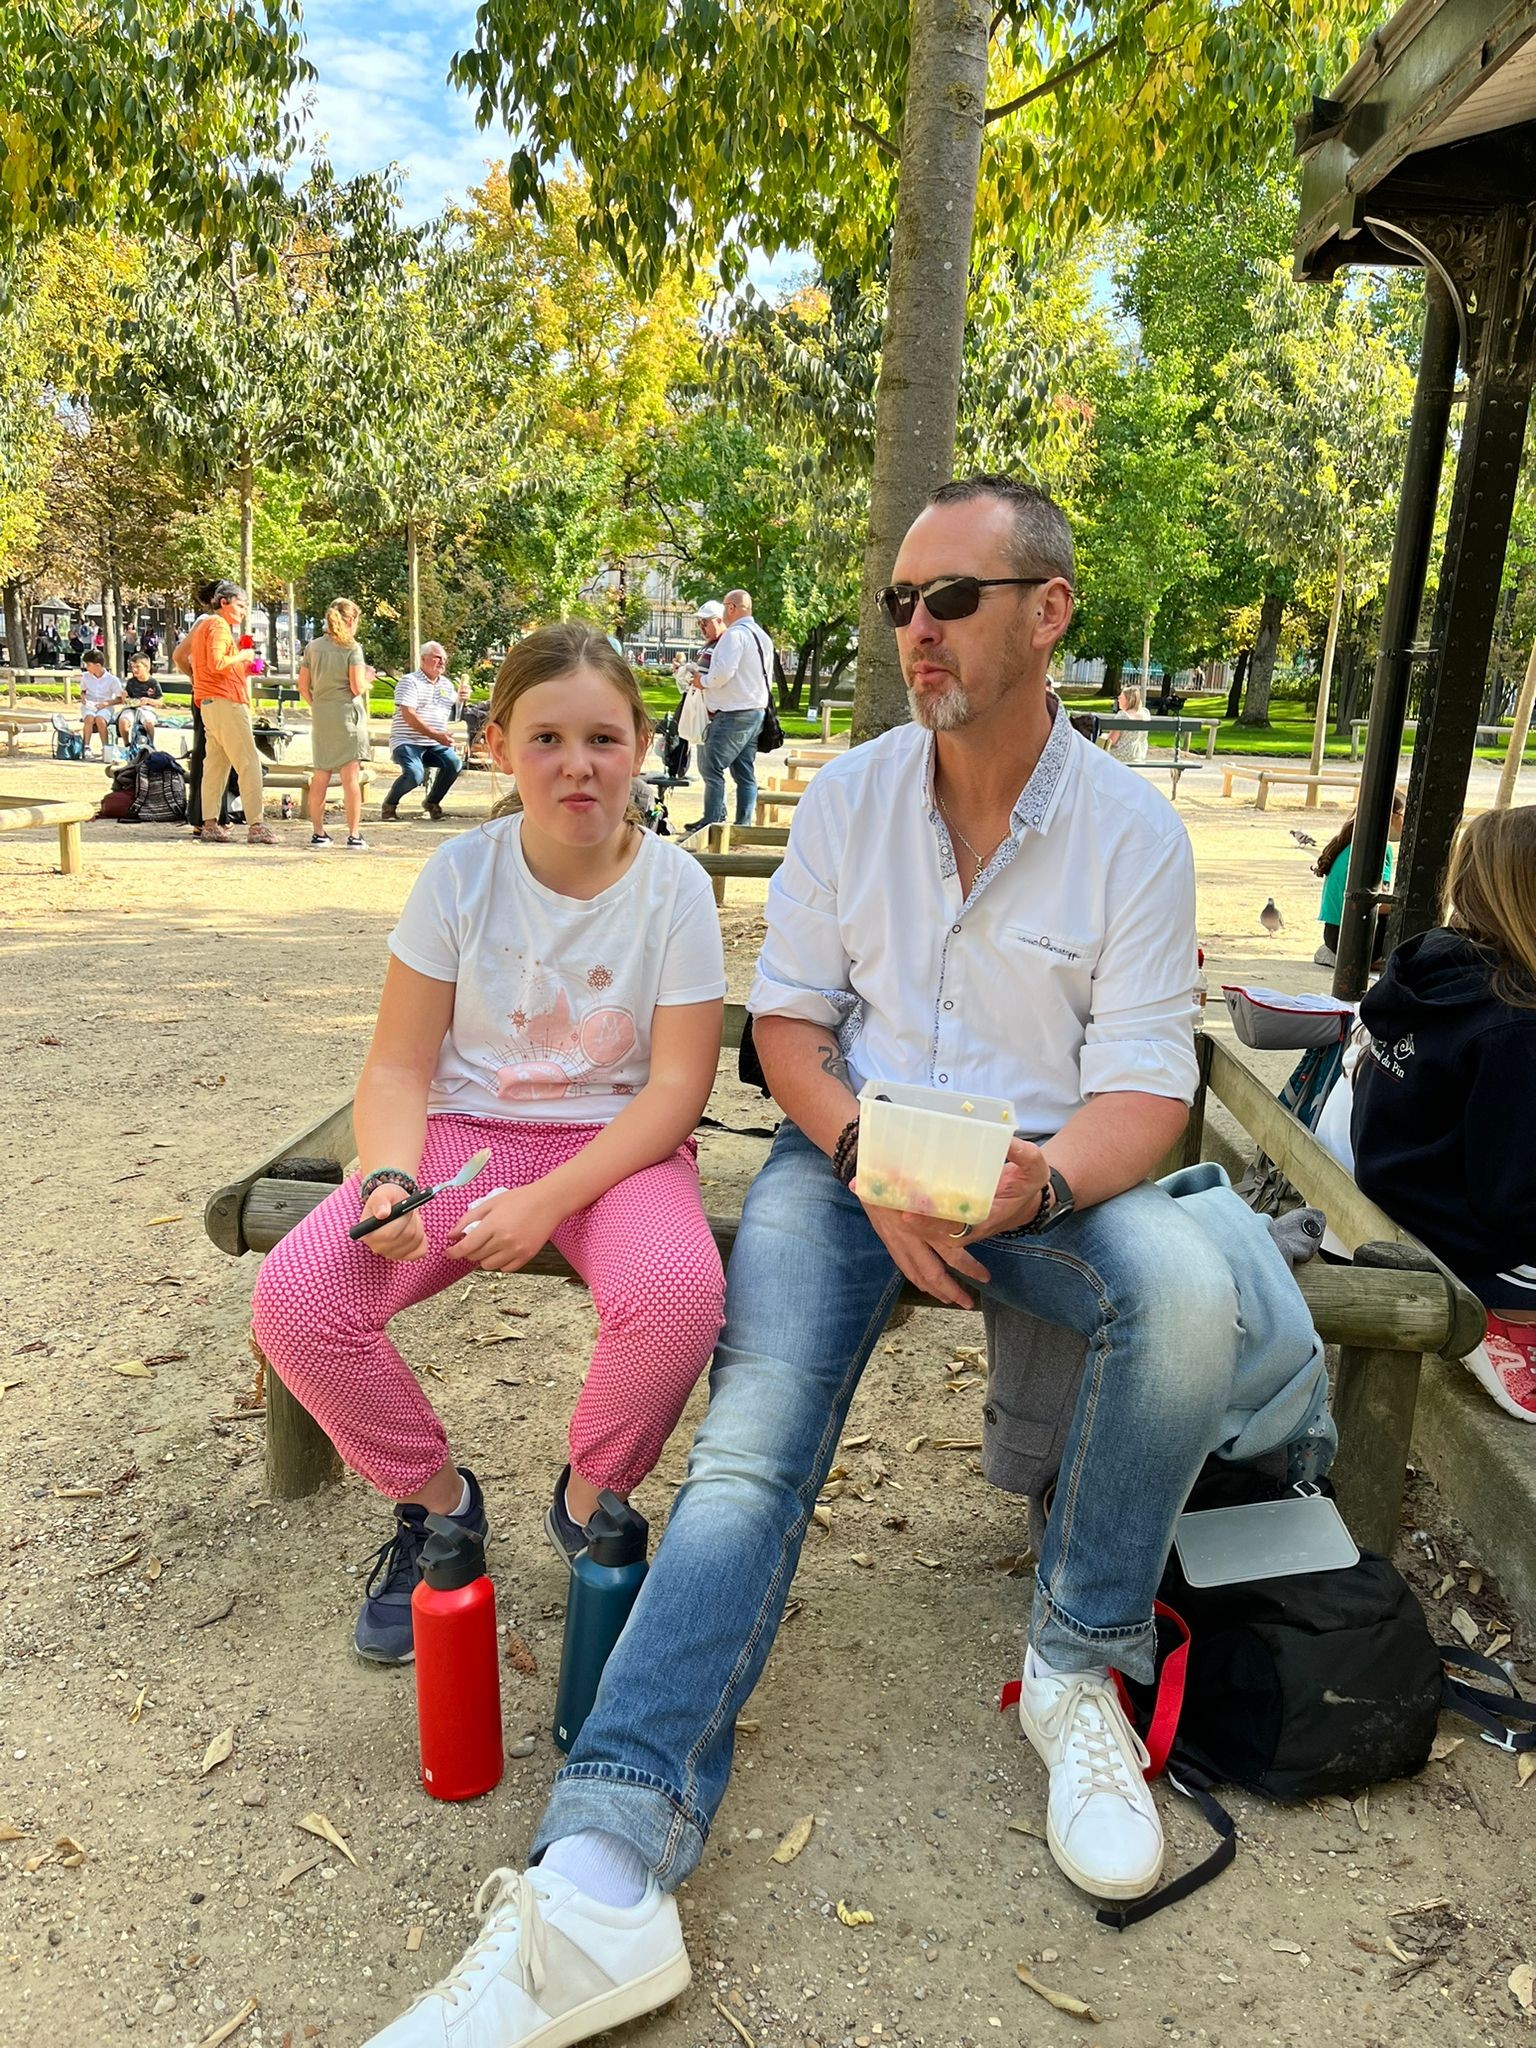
128,1687,147,1723
468,1333,520,1347
53,1486,103,1500
770,1814,815,1864
406,1925,424,1952
1268,1939,1310,1965
297,1811,357,1866
272,1851,325,1892
1487,1631,1512,1656
811,1506,831,1533
87,1545,142,1578
1383,1937,1419,1965
735,1719,760,1733
1450,1606,1479,1647
1467,1570,1484,1597
841,1433,871,1449
110,1360,156,1378
1428,1733,1464,1763
836,1900,874,1927
1015,1964,1101,2020
503,1630,538,1676
914,1554,944,1570
0,1823,27,1841
1510,1965,1534,2013
931,1437,982,1451
1352,1790,1370,1831
1007,1818,1045,1839
1518,1751,1535,1787
194,1594,236,1628
54,1835,86,1868
193,1995,258,2048
904,1437,927,1454
146,1214,184,1227
1433,1573,1454,1599
0,1379,24,1400
850,1553,875,1569
145,1556,162,1581
200,1727,234,1775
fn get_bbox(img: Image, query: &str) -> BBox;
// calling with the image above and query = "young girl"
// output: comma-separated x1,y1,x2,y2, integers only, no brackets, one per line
1351,806,1536,1421
1101,683,1151,764
252,623,728,1661
1312,792,1405,968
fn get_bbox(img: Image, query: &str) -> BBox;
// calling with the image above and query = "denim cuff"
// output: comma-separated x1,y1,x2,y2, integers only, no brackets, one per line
1029,1581,1157,1687
532,1764,707,1893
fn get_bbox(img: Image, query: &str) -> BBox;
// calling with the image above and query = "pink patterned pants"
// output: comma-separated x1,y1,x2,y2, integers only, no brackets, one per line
250,1116,725,1500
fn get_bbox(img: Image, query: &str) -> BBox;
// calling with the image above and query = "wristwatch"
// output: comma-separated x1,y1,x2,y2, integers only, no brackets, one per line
1020,1166,1075,1235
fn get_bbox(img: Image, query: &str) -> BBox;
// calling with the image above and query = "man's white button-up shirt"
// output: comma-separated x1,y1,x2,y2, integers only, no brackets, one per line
747,698,1199,1139
702,617,773,712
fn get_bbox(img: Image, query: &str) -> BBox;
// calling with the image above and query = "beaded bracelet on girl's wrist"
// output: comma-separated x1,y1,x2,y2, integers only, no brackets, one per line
359,1166,418,1207
831,1116,861,1188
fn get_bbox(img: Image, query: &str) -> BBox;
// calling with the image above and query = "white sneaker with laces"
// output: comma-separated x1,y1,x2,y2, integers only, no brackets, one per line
1016,1646,1163,1900
362,1866,690,2048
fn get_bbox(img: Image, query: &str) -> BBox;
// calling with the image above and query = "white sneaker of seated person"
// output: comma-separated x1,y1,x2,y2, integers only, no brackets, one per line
362,1865,689,2048
1016,1646,1163,1900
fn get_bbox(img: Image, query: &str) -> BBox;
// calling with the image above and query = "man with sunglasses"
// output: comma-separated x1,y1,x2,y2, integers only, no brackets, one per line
367,476,1233,2048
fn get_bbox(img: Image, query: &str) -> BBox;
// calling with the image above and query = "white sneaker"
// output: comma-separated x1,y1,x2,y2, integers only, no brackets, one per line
362,1866,690,2047
1016,1647,1163,1900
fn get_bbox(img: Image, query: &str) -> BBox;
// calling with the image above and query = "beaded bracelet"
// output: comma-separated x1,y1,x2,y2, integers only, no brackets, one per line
359,1166,418,1206
831,1115,861,1188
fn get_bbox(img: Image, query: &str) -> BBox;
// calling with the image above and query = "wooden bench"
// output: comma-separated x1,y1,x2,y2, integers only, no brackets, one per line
0,792,98,874
754,788,803,819
207,1018,1484,1550
1,711,55,753
1221,766,1362,810
683,823,785,905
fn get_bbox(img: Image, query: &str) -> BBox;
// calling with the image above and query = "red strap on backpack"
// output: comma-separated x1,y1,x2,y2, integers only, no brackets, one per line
999,1601,1191,1779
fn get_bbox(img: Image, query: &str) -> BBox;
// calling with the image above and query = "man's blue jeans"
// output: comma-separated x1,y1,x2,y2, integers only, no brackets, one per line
699,708,764,827
386,741,460,811
533,1122,1238,1889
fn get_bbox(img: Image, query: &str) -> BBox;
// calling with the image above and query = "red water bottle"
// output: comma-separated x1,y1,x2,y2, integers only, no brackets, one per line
237,632,266,677
412,1516,503,1800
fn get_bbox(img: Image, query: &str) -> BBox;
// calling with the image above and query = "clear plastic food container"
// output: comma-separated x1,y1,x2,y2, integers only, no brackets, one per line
855,1080,1015,1225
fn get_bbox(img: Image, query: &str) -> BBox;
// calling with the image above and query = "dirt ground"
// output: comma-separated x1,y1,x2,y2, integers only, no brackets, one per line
1,738,1532,2048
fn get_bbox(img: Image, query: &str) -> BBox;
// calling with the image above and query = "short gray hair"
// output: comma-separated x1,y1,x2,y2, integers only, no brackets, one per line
419,641,448,663
926,474,1075,586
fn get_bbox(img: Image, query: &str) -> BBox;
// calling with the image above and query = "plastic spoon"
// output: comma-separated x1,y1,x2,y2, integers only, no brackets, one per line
349,1149,493,1241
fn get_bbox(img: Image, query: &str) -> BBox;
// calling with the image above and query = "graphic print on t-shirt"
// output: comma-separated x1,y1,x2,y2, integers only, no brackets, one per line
493,962,639,1101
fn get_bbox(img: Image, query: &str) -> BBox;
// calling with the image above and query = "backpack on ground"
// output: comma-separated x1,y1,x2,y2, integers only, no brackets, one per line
51,715,83,761
1008,1463,1534,1927
124,749,187,824
96,760,139,820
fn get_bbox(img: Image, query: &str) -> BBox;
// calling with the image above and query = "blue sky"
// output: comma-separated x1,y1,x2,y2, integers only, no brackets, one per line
297,0,802,290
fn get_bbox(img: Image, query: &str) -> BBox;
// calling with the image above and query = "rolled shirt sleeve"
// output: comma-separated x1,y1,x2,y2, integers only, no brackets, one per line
748,780,855,1028
1079,829,1200,1103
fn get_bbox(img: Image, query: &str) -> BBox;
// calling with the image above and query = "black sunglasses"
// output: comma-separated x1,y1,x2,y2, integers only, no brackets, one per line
878,575,1046,628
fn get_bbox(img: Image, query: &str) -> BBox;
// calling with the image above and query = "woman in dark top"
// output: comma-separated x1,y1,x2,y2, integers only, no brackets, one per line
1352,806,1536,1420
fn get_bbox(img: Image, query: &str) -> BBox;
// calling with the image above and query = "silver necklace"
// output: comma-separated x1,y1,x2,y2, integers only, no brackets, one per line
936,791,1000,872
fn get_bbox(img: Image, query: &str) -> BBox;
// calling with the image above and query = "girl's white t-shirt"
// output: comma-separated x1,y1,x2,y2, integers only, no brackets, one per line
389,815,727,1124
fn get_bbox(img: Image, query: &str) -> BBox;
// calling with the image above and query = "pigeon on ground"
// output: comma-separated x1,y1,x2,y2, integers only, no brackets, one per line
1260,897,1284,935
1289,828,1318,850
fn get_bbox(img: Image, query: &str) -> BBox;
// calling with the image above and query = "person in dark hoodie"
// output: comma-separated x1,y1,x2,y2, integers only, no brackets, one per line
1351,805,1536,1421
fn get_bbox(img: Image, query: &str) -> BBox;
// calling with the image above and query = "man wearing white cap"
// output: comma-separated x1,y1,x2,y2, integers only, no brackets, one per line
686,588,772,829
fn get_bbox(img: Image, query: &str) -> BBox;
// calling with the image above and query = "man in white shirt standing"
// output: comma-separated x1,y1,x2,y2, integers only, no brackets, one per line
382,642,466,822
686,586,773,829
366,478,1242,2048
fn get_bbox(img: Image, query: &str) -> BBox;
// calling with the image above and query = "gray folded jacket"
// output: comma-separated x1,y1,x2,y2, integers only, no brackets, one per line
979,1166,1331,1539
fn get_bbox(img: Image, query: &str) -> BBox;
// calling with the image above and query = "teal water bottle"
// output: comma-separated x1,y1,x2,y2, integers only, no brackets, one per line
552,1494,649,1754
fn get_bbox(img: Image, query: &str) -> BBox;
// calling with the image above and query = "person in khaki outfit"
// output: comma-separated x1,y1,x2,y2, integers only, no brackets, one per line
172,579,275,846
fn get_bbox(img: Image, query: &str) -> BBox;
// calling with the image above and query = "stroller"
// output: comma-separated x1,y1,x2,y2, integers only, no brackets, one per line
654,704,691,784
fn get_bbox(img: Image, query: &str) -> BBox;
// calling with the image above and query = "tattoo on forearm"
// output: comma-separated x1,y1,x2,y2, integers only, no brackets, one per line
818,1040,852,1087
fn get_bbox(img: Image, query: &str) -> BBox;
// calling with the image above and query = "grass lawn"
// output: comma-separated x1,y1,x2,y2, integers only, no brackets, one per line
1068,689,1536,764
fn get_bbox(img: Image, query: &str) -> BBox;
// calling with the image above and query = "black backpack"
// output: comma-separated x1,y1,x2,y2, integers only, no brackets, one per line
1032,1467,1534,1927
126,749,187,824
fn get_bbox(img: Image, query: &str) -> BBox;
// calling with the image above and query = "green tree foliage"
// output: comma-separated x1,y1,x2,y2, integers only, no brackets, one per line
0,0,310,266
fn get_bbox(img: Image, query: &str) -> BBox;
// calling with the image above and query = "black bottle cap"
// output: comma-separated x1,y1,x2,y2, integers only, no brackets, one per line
420,1514,487,1590
584,1491,648,1568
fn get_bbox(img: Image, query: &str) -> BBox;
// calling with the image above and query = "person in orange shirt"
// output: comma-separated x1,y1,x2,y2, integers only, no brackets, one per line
172,579,277,845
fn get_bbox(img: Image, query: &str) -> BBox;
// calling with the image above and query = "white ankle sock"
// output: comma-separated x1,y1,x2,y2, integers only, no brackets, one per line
450,1473,472,1518
541,1830,650,1908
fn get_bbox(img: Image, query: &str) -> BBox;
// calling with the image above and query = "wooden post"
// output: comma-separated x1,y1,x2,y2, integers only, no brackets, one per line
1331,1342,1421,1554
707,821,730,906
58,820,82,876
257,1341,342,1499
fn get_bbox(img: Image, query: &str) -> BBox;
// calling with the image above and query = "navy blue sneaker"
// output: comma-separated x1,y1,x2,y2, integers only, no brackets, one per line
543,1465,588,1570
354,1467,488,1664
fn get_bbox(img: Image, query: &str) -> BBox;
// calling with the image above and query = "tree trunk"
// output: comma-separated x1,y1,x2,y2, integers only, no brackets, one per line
238,452,255,602
1240,589,1284,727
286,580,298,677
1306,538,1347,805
1139,610,1153,692
2,578,25,680
851,0,989,744
1103,656,1124,700
406,516,422,670
1494,632,1536,810
1485,580,1516,723
1226,647,1248,721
